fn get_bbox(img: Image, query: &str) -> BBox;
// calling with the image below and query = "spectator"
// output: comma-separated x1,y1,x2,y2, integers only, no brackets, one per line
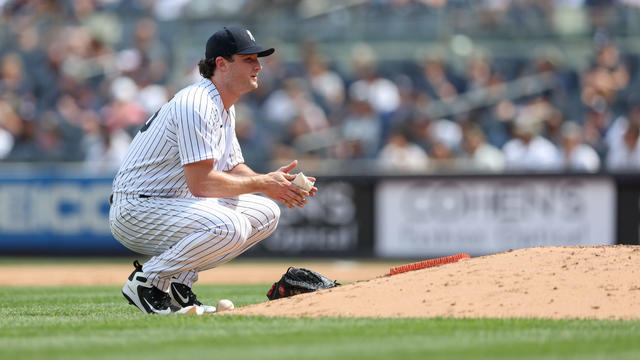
427,119,462,169
0,99,21,159
581,42,629,109
1,1,640,176
262,77,328,146
606,106,640,171
377,126,429,172
234,102,274,173
461,122,506,172
583,99,614,156
124,17,170,85
559,121,601,172
101,76,147,133
348,43,400,117
502,113,562,171
606,122,640,171
414,52,460,102
0,52,32,95
464,53,493,92
82,110,131,173
0,124,13,159
304,52,345,117
340,96,382,159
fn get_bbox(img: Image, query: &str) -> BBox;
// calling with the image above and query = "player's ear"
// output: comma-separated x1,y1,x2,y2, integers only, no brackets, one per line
215,56,230,72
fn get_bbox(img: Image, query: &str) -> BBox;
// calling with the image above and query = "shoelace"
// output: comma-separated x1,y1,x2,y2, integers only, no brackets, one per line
133,260,143,271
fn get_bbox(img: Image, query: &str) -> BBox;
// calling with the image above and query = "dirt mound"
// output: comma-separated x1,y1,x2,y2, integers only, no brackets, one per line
230,246,640,319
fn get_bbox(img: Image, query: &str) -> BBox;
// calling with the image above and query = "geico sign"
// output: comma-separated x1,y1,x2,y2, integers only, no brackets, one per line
0,182,112,234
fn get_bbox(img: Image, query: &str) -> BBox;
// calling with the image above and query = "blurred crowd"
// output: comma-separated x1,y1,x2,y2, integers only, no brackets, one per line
3,0,640,174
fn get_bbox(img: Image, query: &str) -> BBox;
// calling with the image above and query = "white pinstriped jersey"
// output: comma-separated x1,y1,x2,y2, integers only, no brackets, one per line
112,79,244,198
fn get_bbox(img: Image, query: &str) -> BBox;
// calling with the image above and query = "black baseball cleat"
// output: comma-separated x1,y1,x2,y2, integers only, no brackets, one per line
169,279,216,313
122,260,178,314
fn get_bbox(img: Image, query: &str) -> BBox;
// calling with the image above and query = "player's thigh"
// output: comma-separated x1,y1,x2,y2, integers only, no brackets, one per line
218,194,280,229
110,197,250,255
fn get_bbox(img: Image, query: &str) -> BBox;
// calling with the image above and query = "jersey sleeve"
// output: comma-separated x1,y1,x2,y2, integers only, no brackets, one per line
222,132,245,171
175,89,222,165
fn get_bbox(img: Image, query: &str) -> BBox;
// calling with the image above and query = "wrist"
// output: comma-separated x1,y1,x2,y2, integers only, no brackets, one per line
251,174,266,193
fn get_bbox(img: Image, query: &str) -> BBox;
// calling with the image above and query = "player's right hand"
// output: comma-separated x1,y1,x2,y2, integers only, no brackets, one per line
259,171,309,209
277,160,299,174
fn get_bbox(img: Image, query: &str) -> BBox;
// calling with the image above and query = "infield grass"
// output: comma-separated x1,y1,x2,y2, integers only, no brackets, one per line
1,285,640,360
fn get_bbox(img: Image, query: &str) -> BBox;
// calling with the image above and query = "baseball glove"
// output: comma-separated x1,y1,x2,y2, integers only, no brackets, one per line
266,267,340,300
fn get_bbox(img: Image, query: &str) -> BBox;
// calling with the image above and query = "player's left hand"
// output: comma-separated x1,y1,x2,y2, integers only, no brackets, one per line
305,178,317,197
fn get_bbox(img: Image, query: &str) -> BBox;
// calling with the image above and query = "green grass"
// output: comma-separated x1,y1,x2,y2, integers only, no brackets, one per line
1,285,640,360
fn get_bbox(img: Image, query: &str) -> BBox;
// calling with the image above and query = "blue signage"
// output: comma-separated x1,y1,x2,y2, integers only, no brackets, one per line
0,173,131,255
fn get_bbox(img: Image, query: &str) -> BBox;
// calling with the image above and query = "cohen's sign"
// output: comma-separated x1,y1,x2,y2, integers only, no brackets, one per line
375,178,616,257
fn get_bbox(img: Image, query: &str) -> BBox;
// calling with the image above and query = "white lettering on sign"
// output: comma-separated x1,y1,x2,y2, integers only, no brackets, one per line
0,181,112,235
277,182,356,226
49,183,85,234
376,178,616,257
0,184,31,232
263,181,358,253
399,180,585,223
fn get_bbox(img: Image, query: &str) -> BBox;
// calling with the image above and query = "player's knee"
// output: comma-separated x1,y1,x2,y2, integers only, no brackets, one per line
261,199,281,236
227,215,252,251
266,198,281,224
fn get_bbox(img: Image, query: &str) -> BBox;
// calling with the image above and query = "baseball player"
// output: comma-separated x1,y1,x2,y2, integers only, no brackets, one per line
109,26,317,314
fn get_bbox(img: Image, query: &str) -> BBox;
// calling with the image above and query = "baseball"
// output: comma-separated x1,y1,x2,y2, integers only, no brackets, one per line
216,299,234,312
292,172,314,192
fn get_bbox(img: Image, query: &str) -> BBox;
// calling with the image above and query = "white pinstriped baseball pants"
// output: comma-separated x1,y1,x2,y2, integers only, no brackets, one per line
109,193,280,291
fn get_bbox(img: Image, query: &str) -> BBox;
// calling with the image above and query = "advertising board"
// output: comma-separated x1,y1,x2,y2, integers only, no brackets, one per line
375,177,616,257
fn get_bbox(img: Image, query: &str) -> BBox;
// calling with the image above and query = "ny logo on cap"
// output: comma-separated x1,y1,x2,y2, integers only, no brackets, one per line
246,30,255,42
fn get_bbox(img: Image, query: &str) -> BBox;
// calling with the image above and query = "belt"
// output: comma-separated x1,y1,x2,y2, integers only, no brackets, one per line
109,194,152,205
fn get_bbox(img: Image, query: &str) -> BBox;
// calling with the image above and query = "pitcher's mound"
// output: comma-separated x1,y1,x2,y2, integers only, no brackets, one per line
231,245,640,319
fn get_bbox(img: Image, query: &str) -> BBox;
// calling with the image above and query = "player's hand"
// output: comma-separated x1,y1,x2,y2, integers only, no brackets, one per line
277,160,298,174
305,176,318,197
277,160,318,197
260,171,309,209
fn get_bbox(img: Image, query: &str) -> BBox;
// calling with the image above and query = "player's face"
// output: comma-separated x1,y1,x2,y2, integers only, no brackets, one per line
228,54,262,93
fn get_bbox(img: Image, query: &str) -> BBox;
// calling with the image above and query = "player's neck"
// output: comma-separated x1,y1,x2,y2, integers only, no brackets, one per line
209,77,238,111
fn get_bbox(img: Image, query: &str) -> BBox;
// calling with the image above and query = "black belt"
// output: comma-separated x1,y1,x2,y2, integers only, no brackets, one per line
109,194,152,205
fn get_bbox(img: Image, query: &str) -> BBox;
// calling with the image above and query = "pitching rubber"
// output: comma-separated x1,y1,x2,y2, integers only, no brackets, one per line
387,253,471,276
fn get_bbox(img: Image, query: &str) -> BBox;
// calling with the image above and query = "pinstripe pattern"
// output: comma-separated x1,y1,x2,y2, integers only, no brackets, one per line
109,79,278,292
109,194,279,290
112,79,244,197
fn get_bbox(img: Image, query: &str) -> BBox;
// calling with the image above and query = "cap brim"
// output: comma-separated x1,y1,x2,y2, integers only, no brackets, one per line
236,45,275,57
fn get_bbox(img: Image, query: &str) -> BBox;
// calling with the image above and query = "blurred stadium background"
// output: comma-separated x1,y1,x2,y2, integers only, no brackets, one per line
1,0,640,259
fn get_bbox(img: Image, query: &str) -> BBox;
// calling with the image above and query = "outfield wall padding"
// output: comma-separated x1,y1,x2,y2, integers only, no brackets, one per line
0,168,637,257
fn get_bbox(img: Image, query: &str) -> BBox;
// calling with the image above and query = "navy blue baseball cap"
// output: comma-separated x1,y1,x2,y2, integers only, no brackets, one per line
205,26,274,59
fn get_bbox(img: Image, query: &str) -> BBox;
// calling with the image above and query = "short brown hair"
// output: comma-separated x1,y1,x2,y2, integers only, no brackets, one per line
198,55,233,78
